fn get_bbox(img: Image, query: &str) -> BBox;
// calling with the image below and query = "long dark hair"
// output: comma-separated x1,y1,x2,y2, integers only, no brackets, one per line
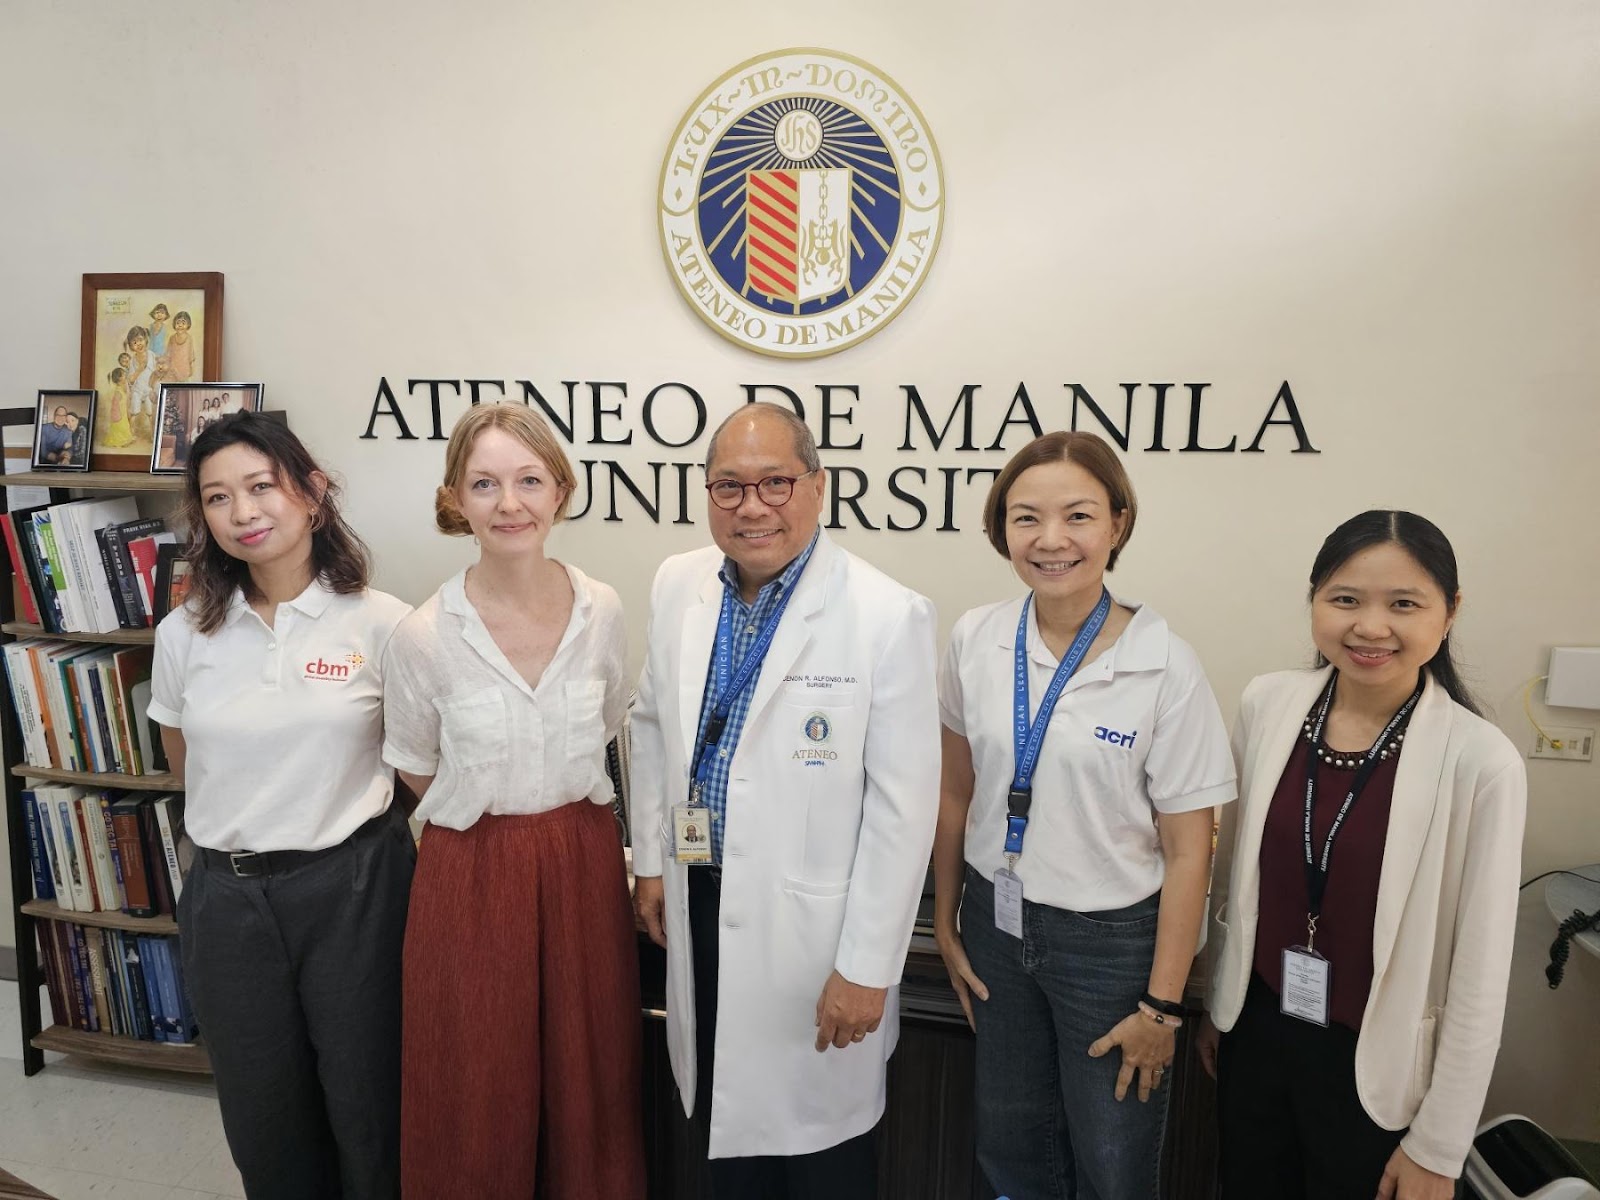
180,412,370,634
1308,510,1480,714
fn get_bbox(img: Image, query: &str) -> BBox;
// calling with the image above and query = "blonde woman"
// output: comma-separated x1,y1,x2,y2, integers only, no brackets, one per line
383,404,644,1198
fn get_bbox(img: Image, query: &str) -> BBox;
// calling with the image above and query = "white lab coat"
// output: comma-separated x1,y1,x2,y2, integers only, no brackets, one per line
630,531,940,1159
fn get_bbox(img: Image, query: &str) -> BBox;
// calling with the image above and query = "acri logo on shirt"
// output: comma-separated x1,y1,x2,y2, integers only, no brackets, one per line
303,652,364,683
1094,726,1137,748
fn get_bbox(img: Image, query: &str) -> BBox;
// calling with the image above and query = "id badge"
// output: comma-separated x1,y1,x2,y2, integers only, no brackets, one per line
1280,946,1331,1026
673,804,713,865
993,868,1024,939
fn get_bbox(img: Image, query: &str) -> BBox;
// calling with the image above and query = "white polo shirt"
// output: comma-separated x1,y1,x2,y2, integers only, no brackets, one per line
380,564,629,830
939,594,1235,911
148,581,412,853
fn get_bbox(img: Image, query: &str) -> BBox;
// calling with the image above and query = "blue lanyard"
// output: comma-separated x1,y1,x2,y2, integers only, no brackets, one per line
690,581,799,796
1005,588,1112,859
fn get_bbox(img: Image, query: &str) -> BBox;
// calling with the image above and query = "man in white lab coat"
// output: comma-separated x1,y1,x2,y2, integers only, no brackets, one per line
632,403,940,1197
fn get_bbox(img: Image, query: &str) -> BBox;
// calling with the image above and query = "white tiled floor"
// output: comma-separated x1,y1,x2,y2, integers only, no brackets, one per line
0,983,244,1200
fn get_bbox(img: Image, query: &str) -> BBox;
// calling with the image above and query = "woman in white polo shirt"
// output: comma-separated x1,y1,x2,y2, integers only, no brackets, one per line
149,411,414,1200
933,430,1235,1200
382,403,644,1199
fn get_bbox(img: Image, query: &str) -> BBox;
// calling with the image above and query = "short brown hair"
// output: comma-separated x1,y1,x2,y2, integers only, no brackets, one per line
435,403,578,536
982,431,1138,568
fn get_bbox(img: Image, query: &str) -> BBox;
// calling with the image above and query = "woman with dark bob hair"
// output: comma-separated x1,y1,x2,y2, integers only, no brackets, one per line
149,411,414,1198
1199,511,1526,1200
933,430,1236,1199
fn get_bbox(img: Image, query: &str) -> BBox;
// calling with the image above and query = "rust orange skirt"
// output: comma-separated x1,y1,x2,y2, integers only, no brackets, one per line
401,802,645,1199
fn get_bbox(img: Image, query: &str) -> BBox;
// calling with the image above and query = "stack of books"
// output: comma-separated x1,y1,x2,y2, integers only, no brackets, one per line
2,640,164,774
1,497,174,633
19,788,189,916
36,923,198,1044
21,789,197,1043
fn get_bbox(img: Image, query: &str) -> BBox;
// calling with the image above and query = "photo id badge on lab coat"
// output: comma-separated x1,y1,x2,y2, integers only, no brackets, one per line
993,868,1024,939
673,804,712,865
1281,947,1331,1026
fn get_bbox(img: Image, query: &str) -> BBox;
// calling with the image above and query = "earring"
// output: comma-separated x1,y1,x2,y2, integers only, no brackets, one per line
308,509,325,532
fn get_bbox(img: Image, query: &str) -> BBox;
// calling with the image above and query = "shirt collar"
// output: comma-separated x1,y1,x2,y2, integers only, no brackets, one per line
718,526,821,610
441,561,591,619
223,577,333,626
1012,590,1170,673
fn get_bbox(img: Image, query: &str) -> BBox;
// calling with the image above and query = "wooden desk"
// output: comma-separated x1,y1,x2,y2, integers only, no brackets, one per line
637,931,1220,1199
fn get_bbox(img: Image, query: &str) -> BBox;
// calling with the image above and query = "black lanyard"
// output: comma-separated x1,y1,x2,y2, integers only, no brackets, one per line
1300,674,1421,945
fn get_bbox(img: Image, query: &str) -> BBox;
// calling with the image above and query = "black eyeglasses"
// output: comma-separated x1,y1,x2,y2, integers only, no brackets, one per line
705,469,819,510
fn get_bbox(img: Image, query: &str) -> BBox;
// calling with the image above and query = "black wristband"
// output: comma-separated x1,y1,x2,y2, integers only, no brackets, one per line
1141,991,1185,1018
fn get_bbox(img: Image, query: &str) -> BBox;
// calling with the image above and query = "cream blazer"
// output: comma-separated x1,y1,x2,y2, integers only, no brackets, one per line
630,531,940,1159
1209,667,1526,1176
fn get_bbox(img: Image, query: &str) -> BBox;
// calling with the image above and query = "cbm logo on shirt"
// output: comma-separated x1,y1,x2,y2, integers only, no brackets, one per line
303,652,364,682
1094,726,1137,748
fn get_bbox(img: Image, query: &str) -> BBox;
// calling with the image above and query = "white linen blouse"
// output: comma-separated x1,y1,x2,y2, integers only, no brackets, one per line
381,564,629,829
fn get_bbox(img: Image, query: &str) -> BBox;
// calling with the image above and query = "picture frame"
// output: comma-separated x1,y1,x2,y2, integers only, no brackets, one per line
80,272,224,472
30,389,97,472
152,543,192,623
151,382,264,475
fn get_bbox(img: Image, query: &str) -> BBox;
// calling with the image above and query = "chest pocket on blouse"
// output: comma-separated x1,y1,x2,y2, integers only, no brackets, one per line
563,680,606,794
436,688,509,774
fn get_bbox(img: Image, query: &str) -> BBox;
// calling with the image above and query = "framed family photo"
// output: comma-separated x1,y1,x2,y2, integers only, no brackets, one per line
151,382,264,474
31,389,97,472
80,272,224,472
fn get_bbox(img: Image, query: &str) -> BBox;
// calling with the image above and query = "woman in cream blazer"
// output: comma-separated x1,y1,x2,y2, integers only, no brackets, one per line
1201,511,1526,1200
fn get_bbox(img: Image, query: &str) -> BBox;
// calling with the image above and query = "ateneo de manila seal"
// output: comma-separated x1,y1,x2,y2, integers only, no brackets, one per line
659,48,945,358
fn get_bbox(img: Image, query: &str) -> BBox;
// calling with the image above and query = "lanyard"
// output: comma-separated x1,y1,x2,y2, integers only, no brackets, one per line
689,580,799,796
1300,673,1422,948
1005,588,1112,861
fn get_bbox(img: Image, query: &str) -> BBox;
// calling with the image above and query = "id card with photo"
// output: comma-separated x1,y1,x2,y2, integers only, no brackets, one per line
993,867,1024,939
673,804,713,865
1281,947,1331,1026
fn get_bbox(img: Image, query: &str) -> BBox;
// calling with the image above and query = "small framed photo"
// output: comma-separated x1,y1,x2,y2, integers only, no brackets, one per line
151,383,264,475
31,390,97,472
81,272,224,473
153,543,192,622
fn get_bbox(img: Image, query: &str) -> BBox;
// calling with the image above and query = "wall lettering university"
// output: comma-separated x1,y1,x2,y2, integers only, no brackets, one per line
360,378,1316,533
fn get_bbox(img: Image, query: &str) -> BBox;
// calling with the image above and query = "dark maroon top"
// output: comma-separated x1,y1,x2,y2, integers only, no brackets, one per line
1253,736,1399,1032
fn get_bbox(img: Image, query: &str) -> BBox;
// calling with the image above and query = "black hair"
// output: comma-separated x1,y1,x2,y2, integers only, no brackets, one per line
181,412,370,634
1308,510,1480,715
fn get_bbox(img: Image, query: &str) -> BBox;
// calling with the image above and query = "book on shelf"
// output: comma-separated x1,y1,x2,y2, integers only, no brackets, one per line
3,496,171,634
3,637,158,773
22,786,188,917
31,915,196,1044
128,532,177,624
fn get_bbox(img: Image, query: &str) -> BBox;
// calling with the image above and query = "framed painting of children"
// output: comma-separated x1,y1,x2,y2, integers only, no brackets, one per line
80,272,223,472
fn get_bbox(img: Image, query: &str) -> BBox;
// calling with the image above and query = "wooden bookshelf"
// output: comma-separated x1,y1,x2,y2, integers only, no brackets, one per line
2,471,183,492
1,621,155,645
30,1024,210,1074
20,900,178,935
3,440,186,1077
11,764,179,791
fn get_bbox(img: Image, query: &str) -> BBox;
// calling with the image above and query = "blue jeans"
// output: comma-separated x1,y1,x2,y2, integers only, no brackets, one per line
961,865,1167,1200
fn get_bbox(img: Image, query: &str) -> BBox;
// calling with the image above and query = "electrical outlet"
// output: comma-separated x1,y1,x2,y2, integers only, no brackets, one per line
1530,726,1595,761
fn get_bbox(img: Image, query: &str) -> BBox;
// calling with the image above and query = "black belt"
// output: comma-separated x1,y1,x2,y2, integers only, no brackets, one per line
201,809,392,879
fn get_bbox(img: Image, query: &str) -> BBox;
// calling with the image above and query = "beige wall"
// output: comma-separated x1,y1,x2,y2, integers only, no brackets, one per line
3,0,1598,1141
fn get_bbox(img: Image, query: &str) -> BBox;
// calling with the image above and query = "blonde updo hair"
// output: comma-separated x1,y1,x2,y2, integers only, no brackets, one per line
435,403,578,536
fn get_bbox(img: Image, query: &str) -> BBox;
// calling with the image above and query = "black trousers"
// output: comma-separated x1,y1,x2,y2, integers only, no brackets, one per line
179,807,415,1200
1217,975,1407,1200
688,867,877,1200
